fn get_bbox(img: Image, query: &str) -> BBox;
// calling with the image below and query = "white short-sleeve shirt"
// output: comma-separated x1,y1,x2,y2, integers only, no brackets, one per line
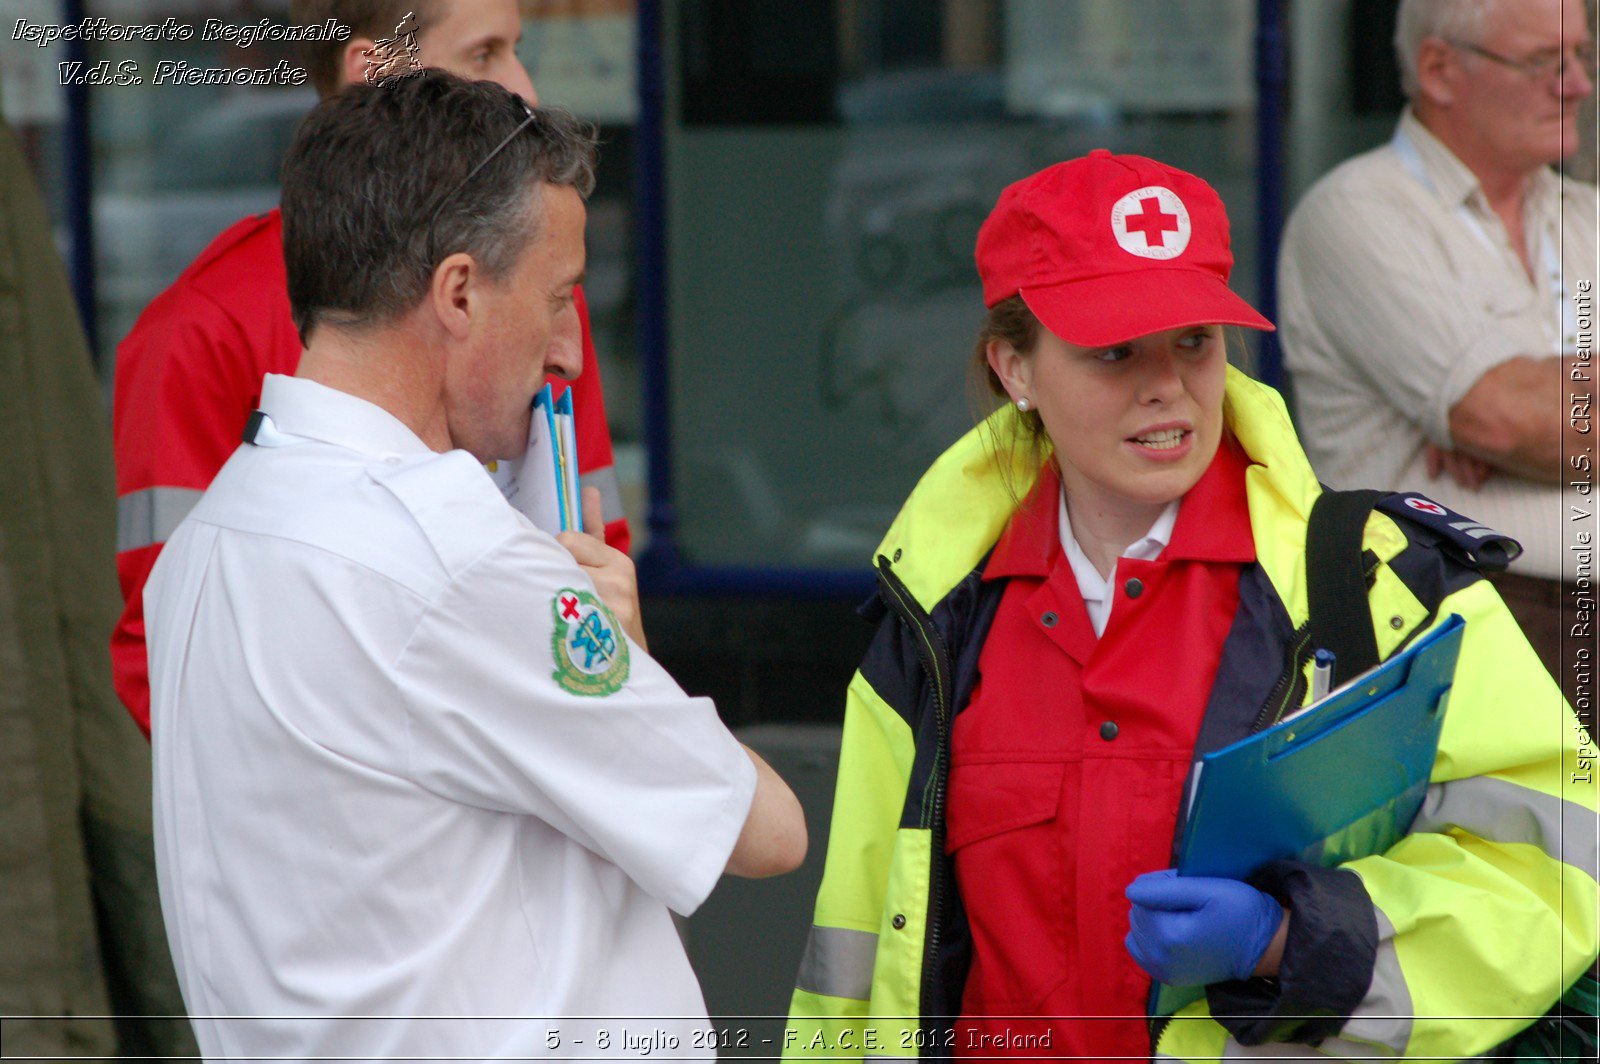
146,374,756,1062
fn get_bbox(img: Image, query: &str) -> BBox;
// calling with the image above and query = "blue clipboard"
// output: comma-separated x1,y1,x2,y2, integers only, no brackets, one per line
1153,613,1464,1016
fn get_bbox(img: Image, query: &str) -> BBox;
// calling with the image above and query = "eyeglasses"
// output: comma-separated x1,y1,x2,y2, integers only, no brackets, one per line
1447,38,1598,82
425,97,538,247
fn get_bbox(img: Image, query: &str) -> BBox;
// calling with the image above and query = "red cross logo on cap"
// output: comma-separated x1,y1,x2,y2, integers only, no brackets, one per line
1110,185,1192,260
1125,197,1180,247
559,594,581,620
1404,497,1448,516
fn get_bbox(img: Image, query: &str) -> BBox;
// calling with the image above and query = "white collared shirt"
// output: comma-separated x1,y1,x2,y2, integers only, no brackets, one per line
146,374,755,1061
1059,487,1179,637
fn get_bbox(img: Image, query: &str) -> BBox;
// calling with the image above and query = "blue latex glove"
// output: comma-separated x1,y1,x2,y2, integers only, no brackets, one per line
1124,869,1284,987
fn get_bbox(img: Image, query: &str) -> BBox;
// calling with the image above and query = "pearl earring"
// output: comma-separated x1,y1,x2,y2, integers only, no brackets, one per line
1016,397,1031,412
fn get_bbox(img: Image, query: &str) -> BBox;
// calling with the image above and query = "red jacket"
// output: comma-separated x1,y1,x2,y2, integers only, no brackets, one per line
949,444,1254,1057
113,209,629,735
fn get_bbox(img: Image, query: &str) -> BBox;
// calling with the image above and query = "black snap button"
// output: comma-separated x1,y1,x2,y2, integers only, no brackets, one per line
1389,615,1405,630
1124,578,1144,599
892,914,906,930
1099,720,1119,741
1041,611,1059,628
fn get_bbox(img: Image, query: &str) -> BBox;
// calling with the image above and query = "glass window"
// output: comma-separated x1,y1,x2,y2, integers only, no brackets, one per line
665,0,1261,571
1286,0,1405,203
0,0,72,229
80,2,307,363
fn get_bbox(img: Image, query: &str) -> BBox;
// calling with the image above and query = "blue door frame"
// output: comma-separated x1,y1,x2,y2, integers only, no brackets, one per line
63,0,99,357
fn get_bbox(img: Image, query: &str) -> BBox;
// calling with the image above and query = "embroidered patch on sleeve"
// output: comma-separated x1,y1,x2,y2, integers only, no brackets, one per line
1375,492,1523,571
551,588,630,696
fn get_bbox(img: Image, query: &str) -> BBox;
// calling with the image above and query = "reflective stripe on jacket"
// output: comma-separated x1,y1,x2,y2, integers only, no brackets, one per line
785,368,1598,1061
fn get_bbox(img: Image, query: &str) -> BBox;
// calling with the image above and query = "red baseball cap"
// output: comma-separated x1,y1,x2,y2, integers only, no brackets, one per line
975,150,1273,348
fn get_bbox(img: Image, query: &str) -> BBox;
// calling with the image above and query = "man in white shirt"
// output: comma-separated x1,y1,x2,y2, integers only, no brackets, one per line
144,71,805,1061
1278,0,1596,707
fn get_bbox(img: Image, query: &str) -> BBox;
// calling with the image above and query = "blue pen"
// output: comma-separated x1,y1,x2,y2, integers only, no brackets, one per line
1311,648,1337,703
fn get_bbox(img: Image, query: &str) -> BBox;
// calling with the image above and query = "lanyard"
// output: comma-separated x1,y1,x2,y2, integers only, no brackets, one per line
1392,125,1576,353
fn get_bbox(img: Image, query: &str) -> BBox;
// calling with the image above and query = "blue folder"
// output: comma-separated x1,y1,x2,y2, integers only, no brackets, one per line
1153,613,1465,1016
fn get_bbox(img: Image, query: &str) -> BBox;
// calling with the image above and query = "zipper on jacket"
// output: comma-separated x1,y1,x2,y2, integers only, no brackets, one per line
874,555,956,1042
1253,620,1312,733
1254,555,1390,732
1148,1012,1173,1054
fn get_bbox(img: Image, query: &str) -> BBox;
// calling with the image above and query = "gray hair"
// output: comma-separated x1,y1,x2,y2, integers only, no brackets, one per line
1394,0,1500,97
281,71,597,344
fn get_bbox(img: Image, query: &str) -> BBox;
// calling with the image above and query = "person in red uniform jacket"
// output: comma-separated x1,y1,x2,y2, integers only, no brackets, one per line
944,152,1285,1057
791,148,1591,1059
113,0,630,736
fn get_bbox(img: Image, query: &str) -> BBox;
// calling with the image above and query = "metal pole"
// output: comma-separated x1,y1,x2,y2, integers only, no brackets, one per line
634,0,680,580
1255,0,1288,388
62,0,99,361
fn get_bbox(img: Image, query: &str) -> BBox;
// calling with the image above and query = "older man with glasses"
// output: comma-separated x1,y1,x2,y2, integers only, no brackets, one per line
1279,0,1596,713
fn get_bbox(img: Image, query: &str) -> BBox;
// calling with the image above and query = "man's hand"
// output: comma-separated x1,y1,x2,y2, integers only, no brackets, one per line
557,487,646,652
1424,443,1493,490
1125,870,1287,986
1447,355,1584,483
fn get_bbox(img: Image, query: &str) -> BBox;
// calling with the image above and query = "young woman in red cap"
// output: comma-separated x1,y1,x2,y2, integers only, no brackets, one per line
785,152,1593,1060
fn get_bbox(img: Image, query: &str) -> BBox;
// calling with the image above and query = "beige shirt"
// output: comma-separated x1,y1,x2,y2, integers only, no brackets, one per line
1278,109,1597,580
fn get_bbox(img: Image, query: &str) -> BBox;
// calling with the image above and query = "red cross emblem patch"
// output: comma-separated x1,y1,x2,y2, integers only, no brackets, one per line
550,587,630,697
1111,185,1191,260
1404,497,1448,516
1125,197,1180,247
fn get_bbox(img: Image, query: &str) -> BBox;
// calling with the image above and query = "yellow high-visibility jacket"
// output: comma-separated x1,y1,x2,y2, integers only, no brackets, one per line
785,369,1597,1061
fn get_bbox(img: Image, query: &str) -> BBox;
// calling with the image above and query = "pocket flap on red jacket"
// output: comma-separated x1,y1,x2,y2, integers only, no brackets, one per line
945,761,1064,852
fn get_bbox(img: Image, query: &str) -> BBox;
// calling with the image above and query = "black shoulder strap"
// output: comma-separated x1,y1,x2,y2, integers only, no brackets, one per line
1305,488,1385,686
